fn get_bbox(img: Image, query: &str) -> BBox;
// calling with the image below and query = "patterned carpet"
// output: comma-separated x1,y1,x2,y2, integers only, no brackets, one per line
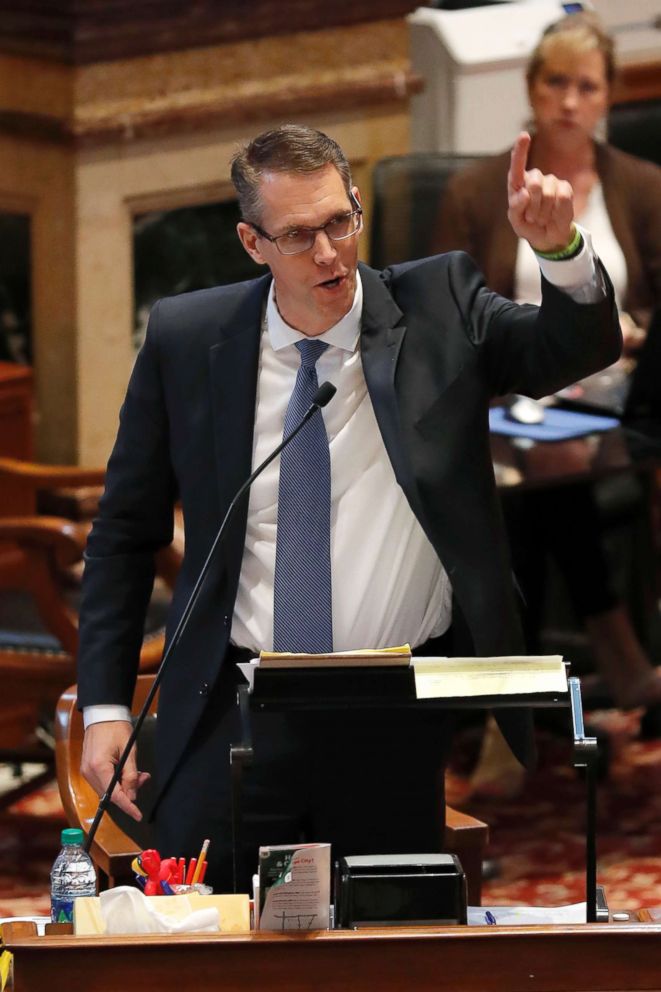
447,709,661,911
1,709,661,918
0,774,63,919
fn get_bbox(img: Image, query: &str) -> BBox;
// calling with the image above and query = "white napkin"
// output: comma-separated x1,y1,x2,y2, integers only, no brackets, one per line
99,886,219,934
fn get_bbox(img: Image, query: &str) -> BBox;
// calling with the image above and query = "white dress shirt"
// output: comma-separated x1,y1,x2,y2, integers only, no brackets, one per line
84,242,603,727
231,272,451,654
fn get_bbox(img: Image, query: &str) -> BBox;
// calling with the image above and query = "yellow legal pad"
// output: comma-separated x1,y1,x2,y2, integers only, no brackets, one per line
413,655,568,699
73,893,251,935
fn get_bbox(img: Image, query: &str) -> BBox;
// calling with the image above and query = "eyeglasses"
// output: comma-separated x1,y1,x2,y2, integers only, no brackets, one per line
250,192,363,256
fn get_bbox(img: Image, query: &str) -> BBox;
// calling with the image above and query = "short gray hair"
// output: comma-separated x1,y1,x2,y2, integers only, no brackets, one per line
230,124,352,225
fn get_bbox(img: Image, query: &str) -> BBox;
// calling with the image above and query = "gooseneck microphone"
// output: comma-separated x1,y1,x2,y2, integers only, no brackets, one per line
84,380,337,853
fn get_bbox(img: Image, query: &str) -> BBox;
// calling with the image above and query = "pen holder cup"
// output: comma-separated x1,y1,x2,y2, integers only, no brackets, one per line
171,883,214,896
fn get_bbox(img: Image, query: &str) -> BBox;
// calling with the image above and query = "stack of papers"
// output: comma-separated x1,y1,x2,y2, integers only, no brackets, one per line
413,655,567,699
258,645,411,668
237,645,411,689
236,652,568,698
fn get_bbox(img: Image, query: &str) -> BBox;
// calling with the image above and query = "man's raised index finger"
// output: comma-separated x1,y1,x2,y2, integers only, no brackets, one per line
508,132,531,191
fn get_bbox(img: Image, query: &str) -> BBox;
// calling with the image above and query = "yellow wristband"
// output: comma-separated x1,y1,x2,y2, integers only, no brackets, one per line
534,225,583,261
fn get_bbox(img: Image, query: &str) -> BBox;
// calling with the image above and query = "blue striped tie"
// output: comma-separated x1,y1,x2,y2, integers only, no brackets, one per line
273,339,333,653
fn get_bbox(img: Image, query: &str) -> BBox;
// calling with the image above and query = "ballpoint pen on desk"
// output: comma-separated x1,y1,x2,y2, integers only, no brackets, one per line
191,838,210,886
485,911,497,926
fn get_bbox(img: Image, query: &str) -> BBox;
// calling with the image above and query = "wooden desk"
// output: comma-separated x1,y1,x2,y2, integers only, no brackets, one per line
4,920,661,992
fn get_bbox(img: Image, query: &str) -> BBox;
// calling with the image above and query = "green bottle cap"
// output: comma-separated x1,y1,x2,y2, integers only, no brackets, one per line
61,827,85,846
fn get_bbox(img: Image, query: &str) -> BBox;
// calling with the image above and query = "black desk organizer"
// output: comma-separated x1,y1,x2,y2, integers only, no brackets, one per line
230,663,606,923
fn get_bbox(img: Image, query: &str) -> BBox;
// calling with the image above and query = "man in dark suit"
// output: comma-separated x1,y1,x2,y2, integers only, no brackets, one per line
79,124,620,889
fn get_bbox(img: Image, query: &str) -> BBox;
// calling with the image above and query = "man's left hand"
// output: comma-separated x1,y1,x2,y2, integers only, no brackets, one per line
507,132,575,254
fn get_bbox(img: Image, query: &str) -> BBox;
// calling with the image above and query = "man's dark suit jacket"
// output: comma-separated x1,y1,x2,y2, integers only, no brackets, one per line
78,251,621,803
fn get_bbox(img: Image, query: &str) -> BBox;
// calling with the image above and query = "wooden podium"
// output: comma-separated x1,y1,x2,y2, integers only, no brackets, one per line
3,918,661,992
233,665,602,919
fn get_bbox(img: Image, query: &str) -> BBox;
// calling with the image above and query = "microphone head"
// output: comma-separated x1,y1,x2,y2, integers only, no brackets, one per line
313,381,337,409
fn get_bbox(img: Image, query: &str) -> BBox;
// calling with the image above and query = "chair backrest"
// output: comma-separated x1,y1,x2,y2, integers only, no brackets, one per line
608,100,661,168
55,675,159,886
0,517,92,778
0,514,167,689
0,457,105,519
0,451,180,815
369,152,482,270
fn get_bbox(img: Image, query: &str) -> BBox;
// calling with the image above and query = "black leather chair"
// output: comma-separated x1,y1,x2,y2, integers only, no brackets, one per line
369,152,481,270
608,99,661,168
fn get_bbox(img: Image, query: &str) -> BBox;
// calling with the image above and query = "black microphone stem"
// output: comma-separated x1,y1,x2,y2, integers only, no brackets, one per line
84,385,335,853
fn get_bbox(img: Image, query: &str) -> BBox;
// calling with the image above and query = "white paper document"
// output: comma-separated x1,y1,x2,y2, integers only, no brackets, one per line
236,658,259,691
467,903,587,926
413,655,567,699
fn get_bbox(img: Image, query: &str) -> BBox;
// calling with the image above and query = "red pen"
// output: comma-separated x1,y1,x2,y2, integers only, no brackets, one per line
199,862,208,883
185,858,197,885
177,858,186,884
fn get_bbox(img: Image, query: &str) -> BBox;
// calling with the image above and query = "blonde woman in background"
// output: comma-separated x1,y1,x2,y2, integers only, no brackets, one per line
434,12,661,791
436,12,660,335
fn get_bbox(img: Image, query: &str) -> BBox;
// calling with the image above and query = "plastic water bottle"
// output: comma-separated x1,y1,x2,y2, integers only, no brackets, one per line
50,827,97,923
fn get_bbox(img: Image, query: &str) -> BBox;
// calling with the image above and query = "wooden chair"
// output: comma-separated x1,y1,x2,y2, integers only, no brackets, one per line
0,452,182,809
0,455,184,586
0,455,105,520
0,455,105,593
0,512,169,807
55,677,159,889
55,675,488,902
